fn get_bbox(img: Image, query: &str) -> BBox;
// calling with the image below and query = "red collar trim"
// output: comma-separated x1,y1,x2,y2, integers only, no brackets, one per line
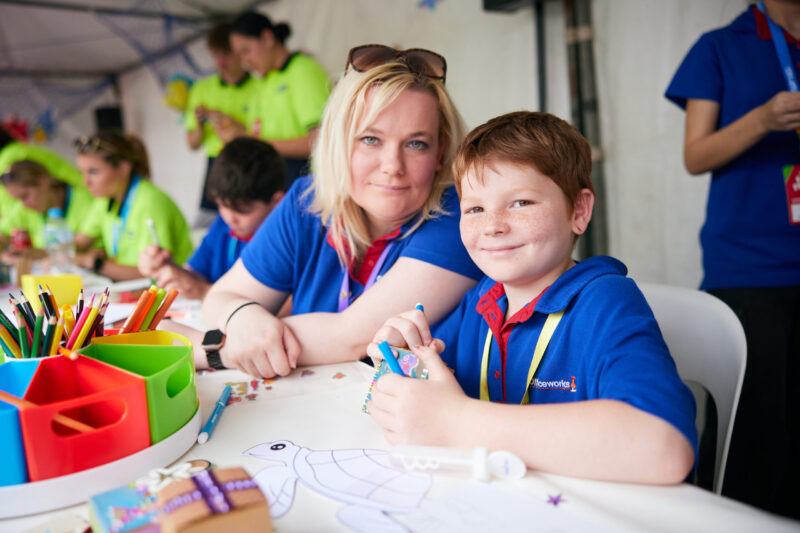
476,282,549,336
229,230,254,243
326,226,402,283
753,5,799,44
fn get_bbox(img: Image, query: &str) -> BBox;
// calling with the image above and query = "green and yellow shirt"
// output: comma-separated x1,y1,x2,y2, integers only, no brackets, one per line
83,177,193,266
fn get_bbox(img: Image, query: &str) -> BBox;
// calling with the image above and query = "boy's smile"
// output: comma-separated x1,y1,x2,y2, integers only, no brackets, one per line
459,160,593,311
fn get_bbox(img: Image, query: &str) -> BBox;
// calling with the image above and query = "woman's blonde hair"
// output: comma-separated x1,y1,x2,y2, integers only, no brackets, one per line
308,60,465,265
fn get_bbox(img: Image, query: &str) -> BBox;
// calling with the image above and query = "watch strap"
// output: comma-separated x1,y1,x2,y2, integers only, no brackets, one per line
206,349,226,370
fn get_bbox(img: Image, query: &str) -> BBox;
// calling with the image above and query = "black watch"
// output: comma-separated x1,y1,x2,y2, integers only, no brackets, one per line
92,256,105,274
201,329,227,370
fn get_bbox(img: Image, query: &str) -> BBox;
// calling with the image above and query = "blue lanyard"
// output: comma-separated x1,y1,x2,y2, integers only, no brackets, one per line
337,242,394,312
758,2,799,91
111,175,141,257
227,236,239,267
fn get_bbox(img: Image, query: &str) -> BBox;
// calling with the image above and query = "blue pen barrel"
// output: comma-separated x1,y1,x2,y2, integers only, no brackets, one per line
378,342,406,376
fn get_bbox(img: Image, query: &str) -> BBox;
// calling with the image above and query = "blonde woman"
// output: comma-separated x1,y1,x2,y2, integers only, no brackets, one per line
202,45,483,377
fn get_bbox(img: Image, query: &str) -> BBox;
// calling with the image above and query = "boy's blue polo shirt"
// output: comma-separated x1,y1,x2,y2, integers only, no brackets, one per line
240,176,484,315
433,256,698,451
665,6,800,290
187,214,250,283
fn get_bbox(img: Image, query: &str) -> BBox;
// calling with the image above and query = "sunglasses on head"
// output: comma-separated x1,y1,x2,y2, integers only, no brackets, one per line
346,44,447,83
73,135,115,154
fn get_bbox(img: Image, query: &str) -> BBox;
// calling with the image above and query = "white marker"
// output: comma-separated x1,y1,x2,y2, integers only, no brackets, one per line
146,218,160,247
390,445,526,481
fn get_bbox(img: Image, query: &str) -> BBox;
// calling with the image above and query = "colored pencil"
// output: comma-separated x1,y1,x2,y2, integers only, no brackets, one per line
139,288,166,331
71,303,98,350
147,288,179,330
45,284,59,319
30,308,44,358
49,316,65,356
0,390,93,433
17,313,30,359
18,292,36,327
41,316,56,357
65,302,92,350
38,284,54,319
9,293,35,332
76,288,84,318
120,290,152,334
84,301,108,343
130,288,157,333
0,325,21,358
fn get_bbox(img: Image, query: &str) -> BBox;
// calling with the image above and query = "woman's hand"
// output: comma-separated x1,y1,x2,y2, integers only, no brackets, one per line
758,91,800,132
138,244,172,277
153,264,210,301
367,344,467,446
221,303,301,378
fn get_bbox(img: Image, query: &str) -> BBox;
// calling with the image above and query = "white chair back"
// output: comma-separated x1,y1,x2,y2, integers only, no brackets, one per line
638,283,746,493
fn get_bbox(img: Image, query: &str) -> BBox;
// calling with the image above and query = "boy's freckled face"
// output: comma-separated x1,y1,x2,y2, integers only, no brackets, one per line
459,161,583,291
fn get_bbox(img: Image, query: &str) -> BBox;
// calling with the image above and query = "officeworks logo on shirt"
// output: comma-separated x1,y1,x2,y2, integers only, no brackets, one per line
531,375,577,392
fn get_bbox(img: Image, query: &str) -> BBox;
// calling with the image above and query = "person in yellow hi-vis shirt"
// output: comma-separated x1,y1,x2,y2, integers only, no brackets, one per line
211,11,331,185
184,21,258,215
0,160,99,252
0,126,84,218
74,131,193,281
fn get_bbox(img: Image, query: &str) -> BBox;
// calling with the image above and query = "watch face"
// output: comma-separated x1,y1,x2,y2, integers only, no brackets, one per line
202,329,224,347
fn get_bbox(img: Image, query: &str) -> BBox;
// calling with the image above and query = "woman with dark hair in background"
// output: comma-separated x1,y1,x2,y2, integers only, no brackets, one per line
211,11,331,185
74,130,193,281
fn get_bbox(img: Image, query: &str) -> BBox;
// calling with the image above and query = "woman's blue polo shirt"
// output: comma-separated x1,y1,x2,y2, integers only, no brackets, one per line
240,176,483,315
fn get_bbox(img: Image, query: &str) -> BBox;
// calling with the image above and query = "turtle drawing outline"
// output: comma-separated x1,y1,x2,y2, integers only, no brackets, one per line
245,440,432,532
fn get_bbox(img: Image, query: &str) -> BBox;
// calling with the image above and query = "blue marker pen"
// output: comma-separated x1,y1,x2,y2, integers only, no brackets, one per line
415,302,424,312
197,384,232,444
378,341,405,376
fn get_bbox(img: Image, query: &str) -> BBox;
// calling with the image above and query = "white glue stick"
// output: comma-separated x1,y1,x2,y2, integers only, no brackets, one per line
390,445,526,481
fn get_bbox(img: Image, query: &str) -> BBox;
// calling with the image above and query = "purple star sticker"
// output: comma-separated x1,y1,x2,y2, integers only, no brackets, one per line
547,493,566,506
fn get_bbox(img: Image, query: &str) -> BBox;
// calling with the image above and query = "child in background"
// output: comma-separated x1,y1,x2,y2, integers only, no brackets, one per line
74,131,194,281
366,111,697,484
0,160,98,252
138,138,285,300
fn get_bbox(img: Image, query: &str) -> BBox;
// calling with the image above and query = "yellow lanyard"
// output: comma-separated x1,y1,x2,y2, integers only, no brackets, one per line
480,311,564,404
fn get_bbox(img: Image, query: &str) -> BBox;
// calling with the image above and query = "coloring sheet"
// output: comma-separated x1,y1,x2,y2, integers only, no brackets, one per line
399,480,618,533
246,440,432,532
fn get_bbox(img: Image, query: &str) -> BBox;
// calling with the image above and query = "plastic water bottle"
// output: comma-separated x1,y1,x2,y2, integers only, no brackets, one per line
43,207,75,273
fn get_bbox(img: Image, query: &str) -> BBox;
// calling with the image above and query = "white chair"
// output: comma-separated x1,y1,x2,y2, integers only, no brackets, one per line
638,283,746,494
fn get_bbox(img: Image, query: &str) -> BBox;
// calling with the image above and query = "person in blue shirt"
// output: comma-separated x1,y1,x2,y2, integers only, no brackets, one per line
138,137,285,300
201,45,483,377
665,0,800,516
366,112,697,485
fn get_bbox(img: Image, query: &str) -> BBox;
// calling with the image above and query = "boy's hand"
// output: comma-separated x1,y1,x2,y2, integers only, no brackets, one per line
153,264,211,301
366,308,444,363
138,244,172,277
367,344,467,446
221,303,301,378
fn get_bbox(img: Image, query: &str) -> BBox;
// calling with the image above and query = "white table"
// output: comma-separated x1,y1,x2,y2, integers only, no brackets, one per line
2,360,797,533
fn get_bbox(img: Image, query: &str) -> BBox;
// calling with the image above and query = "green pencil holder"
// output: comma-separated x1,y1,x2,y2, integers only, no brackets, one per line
78,343,197,444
